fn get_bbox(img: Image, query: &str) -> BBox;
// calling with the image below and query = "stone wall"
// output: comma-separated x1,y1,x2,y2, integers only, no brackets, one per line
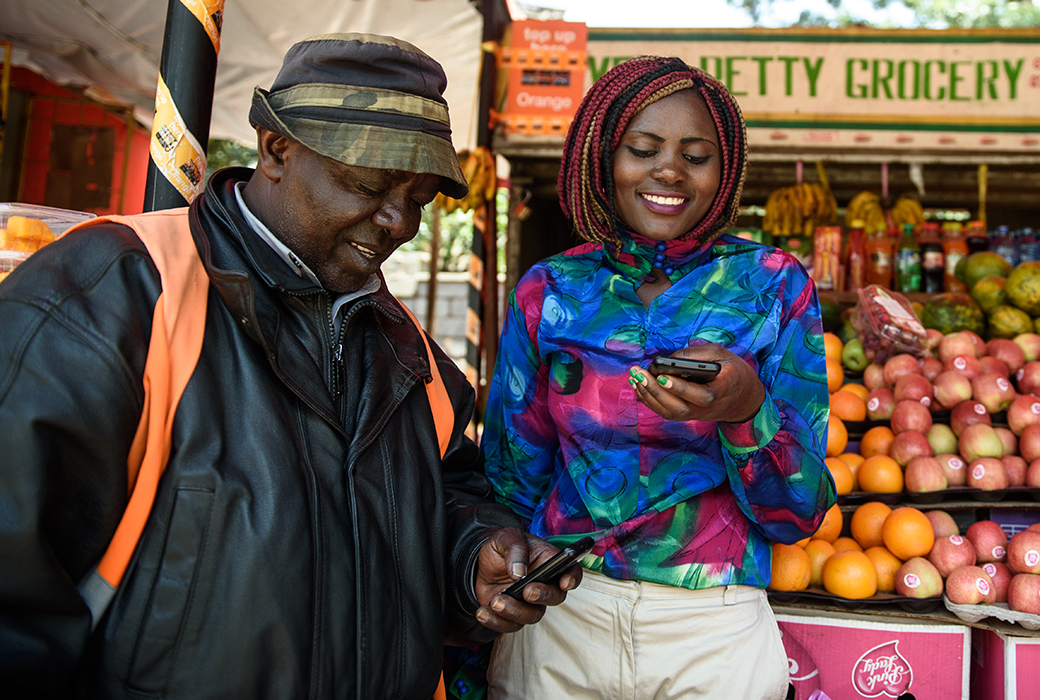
383,251,505,371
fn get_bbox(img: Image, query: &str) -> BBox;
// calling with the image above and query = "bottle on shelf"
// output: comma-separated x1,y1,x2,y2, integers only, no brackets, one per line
1019,227,1039,264
865,224,894,288
941,221,968,293
966,220,989,254
895,223,922,293
844,219,867,291
919,222,945,294
991,225,1018,267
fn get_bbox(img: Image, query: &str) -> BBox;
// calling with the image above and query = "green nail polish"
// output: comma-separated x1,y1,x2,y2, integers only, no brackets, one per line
635,372,646,383
629,377,637,387
657,375,669,386
628,367,639,377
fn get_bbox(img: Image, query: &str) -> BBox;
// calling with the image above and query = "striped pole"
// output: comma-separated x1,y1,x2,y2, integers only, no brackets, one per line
143,0,225,211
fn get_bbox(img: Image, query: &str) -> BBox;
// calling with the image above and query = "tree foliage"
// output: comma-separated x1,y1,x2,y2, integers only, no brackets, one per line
727,0,1040,27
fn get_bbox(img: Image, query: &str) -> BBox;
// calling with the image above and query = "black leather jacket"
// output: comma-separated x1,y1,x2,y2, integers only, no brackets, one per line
0,168,522,699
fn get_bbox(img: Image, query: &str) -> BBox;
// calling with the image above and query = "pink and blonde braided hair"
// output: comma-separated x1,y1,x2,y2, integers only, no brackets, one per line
558,56,749,248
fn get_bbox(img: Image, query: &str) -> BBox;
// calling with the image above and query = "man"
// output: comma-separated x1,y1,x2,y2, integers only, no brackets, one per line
0,33,578,699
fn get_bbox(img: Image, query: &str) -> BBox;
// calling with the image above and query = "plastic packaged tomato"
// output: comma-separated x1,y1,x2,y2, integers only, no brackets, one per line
850,285,928,364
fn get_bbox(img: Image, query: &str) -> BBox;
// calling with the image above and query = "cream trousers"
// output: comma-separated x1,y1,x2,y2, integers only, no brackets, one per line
488,570,789,700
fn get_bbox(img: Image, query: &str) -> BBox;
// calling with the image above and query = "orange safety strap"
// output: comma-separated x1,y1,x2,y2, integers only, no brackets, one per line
398,302,453,460
74,208,209,628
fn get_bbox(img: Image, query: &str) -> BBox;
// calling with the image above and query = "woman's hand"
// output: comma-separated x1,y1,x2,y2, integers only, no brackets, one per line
630,343,765,423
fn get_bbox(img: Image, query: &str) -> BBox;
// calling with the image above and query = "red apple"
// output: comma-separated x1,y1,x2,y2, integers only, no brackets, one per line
1015,361,1040,395
937,453,969,487
1029,523,1040,533
981,562,1013,602
1007,531,1040,574
1028,459,1040,488
950,400,991,436
884,353,923,387
919,356,944,382
905,456,947,492
959,423,1005,462
926,509,960,538
863,363,886,391
966,521,1008,563
939,331,979,363
967,457,1009,491
926,328,944,351
979,355,1011,378
945,354,984,381
995,427,1018,456
987,338,1027,374
965,331,988,355
1007,395,1040,436
1002,455,1028,487
927,424,959,455
1020,425,1040,463
971,372,1016,414
928,535,976,577
945,565,996,605
932,371,974,411
895,557,944,598
895,373,933,407
1008,573,1040,614
1013,333,1040,362
865,388,896,421
994,426,1019,453
891,399,933,435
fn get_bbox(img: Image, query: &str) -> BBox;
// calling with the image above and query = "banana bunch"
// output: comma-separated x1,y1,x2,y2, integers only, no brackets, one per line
435,146,497,214
762,182,838,237
844,191,925,231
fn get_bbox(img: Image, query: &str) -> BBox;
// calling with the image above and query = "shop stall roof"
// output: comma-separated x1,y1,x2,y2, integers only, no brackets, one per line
0,0,507,150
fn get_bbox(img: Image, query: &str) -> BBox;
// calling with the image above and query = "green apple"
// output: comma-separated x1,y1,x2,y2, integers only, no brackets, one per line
841,338,870,372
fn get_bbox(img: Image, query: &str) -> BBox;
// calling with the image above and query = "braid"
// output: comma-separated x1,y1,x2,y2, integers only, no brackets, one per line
558,56,749,248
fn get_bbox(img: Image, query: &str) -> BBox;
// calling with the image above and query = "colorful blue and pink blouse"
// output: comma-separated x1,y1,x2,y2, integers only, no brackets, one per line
481,233,837,590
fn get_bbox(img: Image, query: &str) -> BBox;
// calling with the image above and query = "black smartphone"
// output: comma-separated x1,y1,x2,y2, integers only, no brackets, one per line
649,357,721,383
501,536,595,601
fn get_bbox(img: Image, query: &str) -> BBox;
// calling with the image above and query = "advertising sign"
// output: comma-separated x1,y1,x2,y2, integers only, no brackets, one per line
587,28,1040,153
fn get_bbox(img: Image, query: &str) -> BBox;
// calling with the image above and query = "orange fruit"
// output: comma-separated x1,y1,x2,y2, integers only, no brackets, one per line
839,452,865,468
839,383,870,401
826,414,848,457
812,503,843,544
857,455,904,494
769,542,812,592
864,546,903,592
830,390,867,422
859,425,895,459
822,550,878,599
823,332,844,362
833,536,864,553
794,536,811,547
804,539,836,587
826,358,844,393
882,506,936,560
825,457,854,495
850,501,893,549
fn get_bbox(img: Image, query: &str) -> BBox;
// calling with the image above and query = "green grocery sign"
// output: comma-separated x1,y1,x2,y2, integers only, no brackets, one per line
587,28,1040,133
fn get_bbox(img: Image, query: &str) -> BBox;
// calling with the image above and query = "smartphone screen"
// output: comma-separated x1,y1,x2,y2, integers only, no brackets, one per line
501,536,595,601
649,357,721,383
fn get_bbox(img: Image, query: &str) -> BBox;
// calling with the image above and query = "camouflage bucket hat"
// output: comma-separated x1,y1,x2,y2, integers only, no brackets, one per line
249,33,469,199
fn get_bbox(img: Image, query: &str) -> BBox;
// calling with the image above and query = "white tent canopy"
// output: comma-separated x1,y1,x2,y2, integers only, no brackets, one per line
0,0,485,149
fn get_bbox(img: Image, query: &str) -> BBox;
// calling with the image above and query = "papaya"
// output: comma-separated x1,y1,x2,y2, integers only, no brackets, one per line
819,297,843,334
919,292,986,336
959,251,1012,289
970,275,1008,313
987,304,1034,339
1005,261,1040,317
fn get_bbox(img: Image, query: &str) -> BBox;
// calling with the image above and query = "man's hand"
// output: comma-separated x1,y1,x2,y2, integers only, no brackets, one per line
632,342,766,424
473,528,582,634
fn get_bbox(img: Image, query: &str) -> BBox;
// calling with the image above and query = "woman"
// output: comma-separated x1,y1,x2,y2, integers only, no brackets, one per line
481,56,836,699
